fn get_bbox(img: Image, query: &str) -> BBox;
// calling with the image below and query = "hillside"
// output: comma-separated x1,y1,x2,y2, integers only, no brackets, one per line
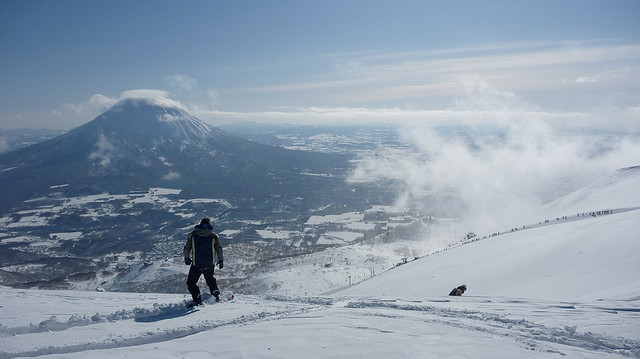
532,165,640,221
0,98,353,213
338,166,640,301
1,166,638,358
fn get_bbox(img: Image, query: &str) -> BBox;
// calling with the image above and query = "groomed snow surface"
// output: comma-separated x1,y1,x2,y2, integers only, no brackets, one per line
1,167,640,358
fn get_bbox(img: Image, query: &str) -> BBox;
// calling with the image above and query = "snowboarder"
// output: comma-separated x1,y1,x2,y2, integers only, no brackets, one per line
184,218,224,306
449,284,467,296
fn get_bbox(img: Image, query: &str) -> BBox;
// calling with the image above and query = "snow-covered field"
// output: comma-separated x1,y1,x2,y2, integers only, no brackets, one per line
1,166,639,358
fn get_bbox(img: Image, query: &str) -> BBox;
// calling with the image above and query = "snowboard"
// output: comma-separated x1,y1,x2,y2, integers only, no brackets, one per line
187,291,235,308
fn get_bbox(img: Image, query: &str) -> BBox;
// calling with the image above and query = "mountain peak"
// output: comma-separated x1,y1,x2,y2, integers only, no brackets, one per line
0,92,350,212
82,97,217,143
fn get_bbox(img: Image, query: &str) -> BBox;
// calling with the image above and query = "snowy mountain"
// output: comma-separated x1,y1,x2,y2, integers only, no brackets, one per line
0,166,638,358
0,98,398,290
0,98,353,213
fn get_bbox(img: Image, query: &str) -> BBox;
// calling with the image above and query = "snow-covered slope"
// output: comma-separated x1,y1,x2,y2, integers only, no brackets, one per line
3,287,637,358
338,209,640,301
532,165,640,221
338,166,640,301
1,166,639,358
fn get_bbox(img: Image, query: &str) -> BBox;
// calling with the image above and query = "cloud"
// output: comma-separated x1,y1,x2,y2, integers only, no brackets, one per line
161,171,181,181
51,90,187,129
118,89,187,110
234,41,640,116
195,104,636,133
166,74,197,92
346,76,640,235
89,132,115,170
350,121,640,235
63,94,118,116
576,76,598,83
8,41,638,132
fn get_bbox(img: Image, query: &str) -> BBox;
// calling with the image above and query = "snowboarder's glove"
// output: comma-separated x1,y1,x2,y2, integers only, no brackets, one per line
184,257,191,266
217,260,223,269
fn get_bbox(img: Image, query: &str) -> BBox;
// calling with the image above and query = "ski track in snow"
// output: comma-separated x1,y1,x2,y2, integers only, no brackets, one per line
0,295,315,359
1,293,639,358
343,298,640,357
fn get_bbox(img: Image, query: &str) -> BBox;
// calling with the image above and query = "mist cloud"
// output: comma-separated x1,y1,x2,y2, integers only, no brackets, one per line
119,89,187,110
166,74,197,92
89,132,115,170
348,78,640,235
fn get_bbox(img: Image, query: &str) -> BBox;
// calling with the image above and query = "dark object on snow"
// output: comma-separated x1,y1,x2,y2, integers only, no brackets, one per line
449,284,467,296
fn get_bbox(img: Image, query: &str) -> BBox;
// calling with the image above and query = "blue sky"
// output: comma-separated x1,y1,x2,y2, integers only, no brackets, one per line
1,0,639,130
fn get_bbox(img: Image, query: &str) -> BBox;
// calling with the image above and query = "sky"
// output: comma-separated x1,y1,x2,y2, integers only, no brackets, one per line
1,0,639,130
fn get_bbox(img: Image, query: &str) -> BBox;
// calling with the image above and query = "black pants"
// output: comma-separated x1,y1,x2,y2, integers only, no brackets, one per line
186,265,219,301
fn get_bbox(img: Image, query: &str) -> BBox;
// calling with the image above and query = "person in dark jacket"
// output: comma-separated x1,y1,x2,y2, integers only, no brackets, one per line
449,284,467,296
184,218,224,305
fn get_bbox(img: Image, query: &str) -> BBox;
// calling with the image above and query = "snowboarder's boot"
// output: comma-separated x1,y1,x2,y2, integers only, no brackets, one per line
188,293,203,307
212,289,220,302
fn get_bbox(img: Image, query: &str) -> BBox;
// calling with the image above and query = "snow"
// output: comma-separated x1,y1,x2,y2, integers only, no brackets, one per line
1,167,639,358
49,232,82,241
529,166,640,224
341,209,640,302
316,231,363,245
2,188,234,228
5,214,49,228
255,229,298,240
306,212,364,225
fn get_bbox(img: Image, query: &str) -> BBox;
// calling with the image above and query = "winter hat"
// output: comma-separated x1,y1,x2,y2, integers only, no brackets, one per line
459,284,467,291
200,218,212,225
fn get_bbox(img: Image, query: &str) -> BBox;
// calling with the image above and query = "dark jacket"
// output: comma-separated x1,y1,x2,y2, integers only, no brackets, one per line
449,286,466,296
183,223,223,268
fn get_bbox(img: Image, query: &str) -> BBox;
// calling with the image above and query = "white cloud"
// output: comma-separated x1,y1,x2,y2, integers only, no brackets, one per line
89,132,115,170
349,120,640,235
235,41,640,114
87,93,119,109
63,94,118,116
166,74,197,92
7,40,638,132
576,76,597,83
345,73,640,234
195,103,637,133
194,69,639,133
162,171,181,181
118,89,187,110
50,90,187,129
